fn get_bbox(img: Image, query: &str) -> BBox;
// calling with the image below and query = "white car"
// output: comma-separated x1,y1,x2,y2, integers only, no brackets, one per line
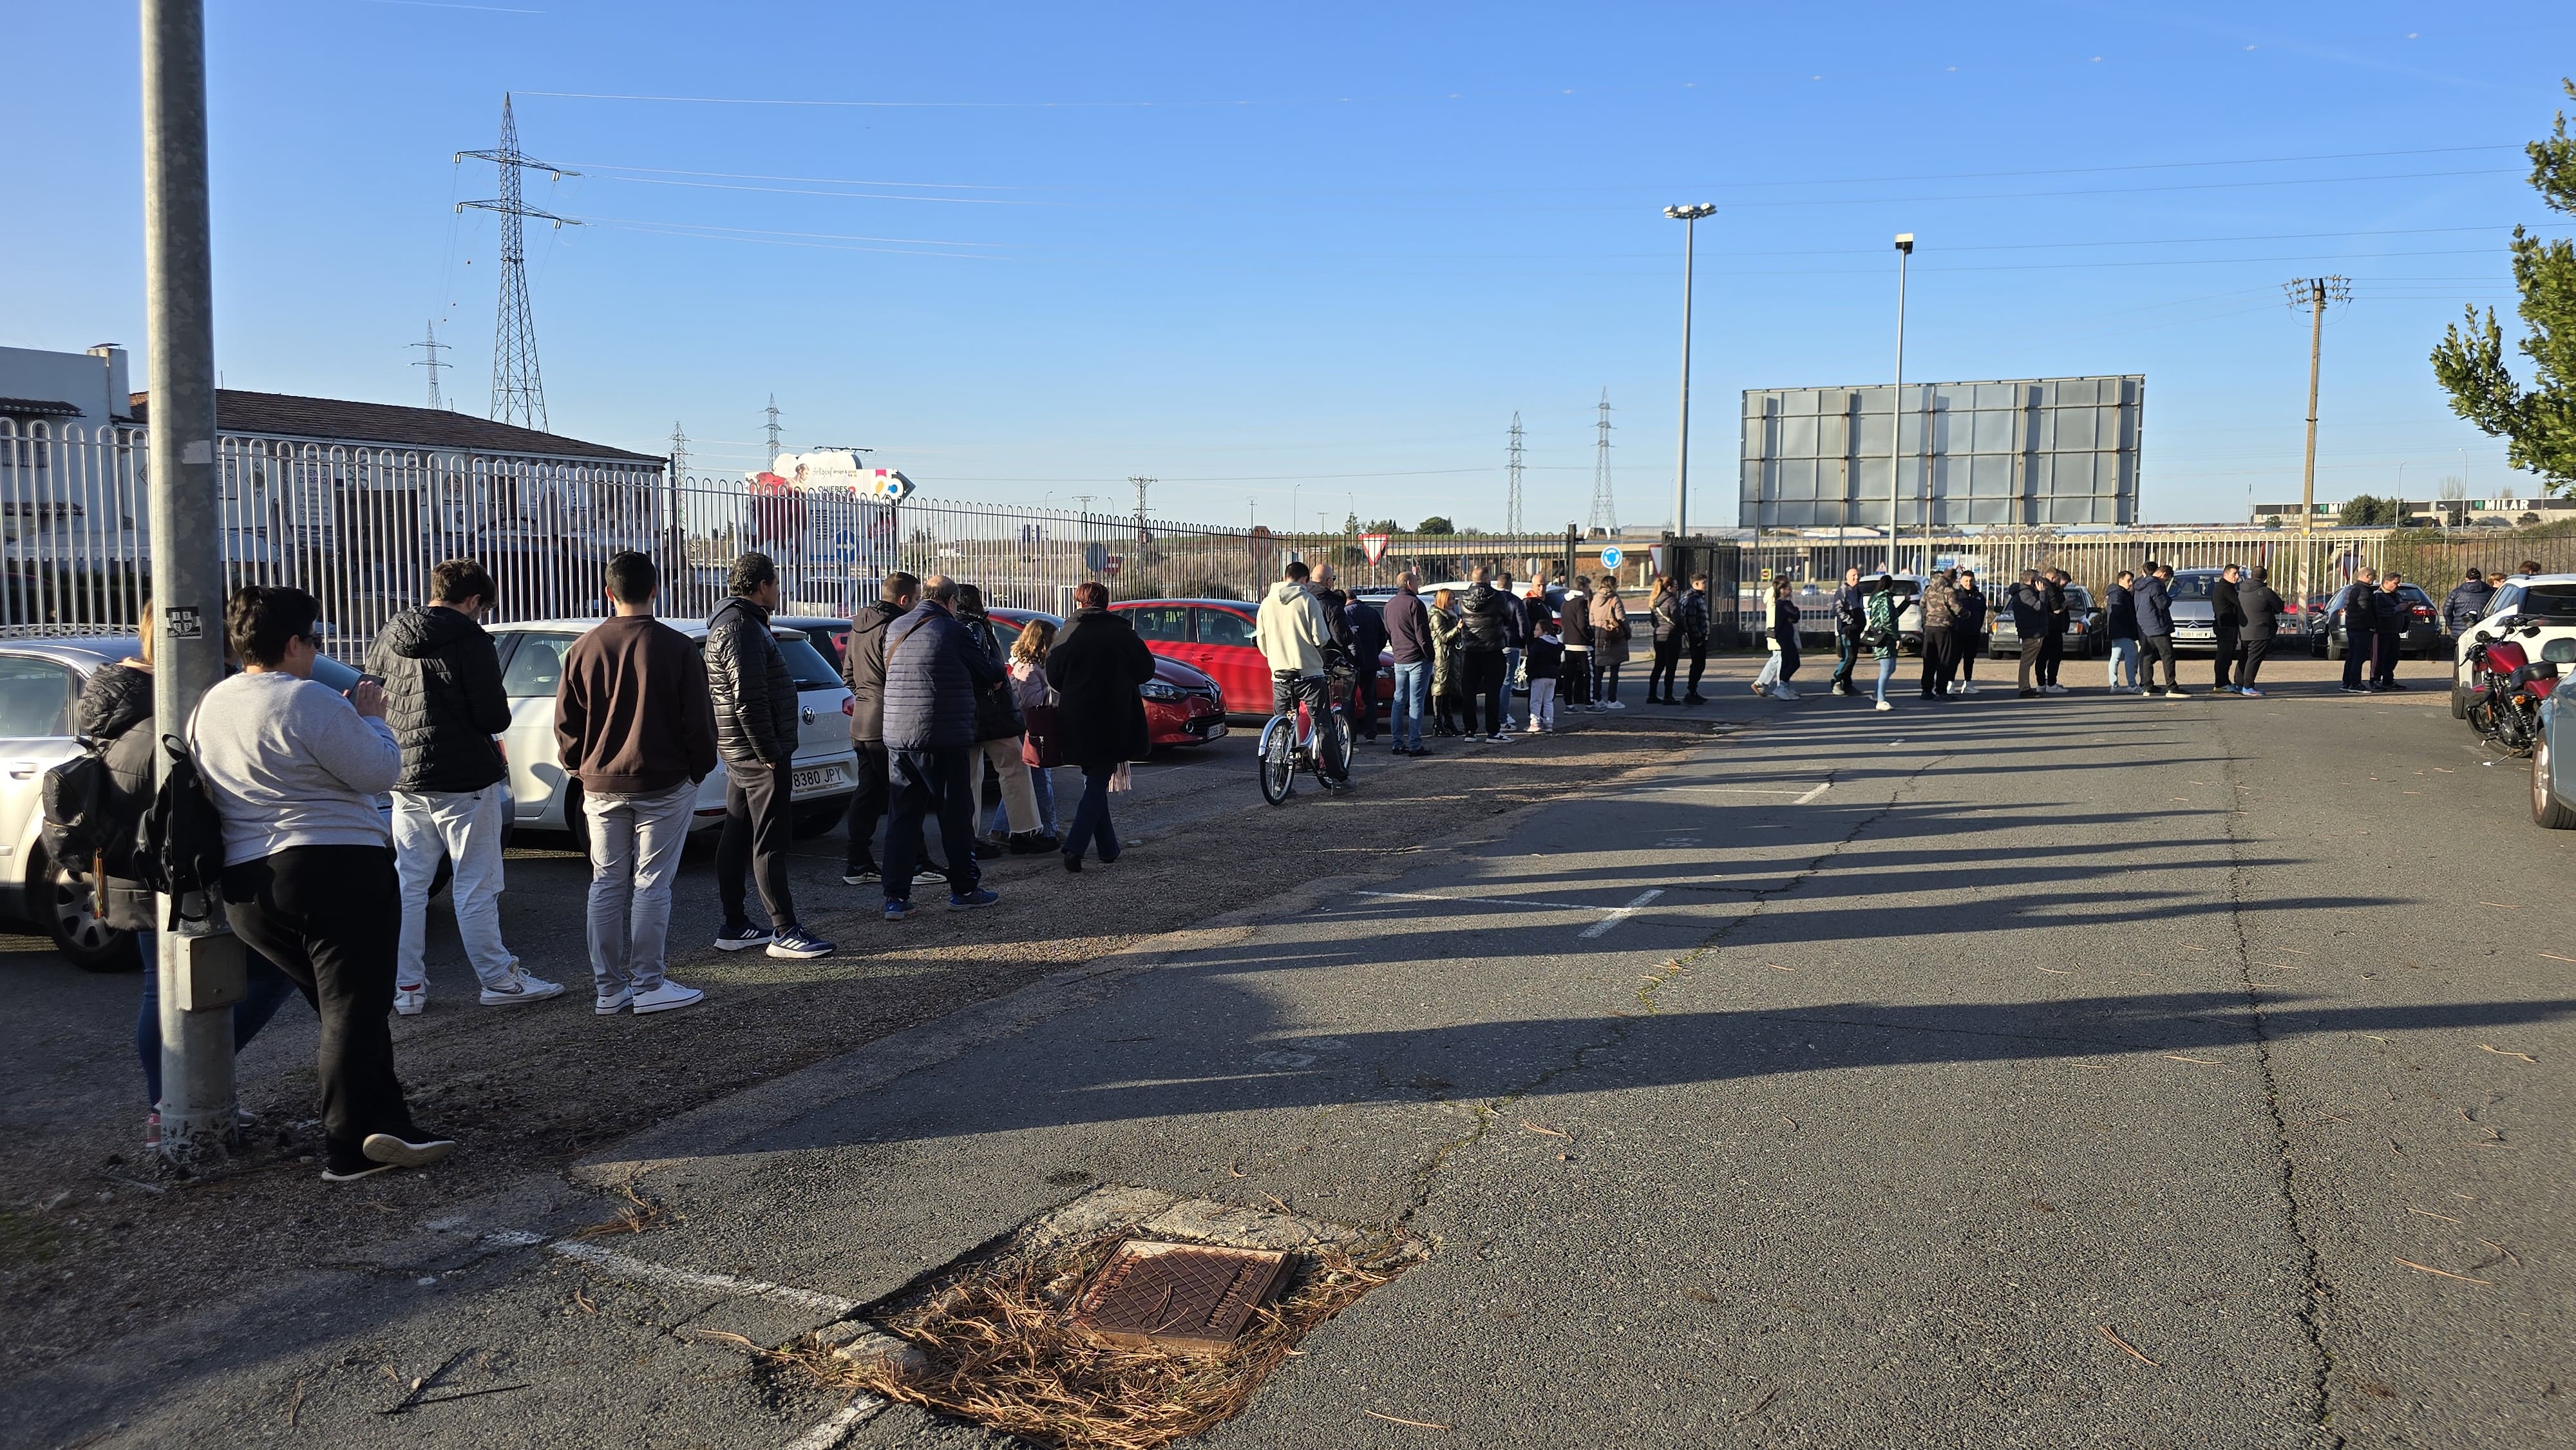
488,618,858,854
2451,574,2576,722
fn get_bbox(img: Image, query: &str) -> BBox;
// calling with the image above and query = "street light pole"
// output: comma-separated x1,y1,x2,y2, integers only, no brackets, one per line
1663,203,1716,565
142,0,240,1165
1890,233,1914,576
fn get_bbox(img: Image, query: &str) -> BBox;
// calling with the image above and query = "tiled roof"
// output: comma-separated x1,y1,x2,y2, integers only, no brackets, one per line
128,389,662,464
0,397,86,417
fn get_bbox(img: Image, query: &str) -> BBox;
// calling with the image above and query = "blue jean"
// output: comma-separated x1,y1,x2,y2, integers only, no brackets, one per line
1062,762,1121,863
1873,656,1898,704
2108,637,2141,689
134,930,301,1110
1390,661,1430,750
993,763,1059,836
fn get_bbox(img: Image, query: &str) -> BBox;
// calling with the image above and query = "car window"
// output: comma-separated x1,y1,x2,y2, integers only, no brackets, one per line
2545,637,2576,664
2520,586,2576,621
987,615,1023,653
775,633,843,691
1195,608,1256,648
2400,585,2433,607
2065,588,2092,610
2166,574,2217,601
500,632,578,698
1126,606,1192,643
0,656,76,739
2485,585,2523,619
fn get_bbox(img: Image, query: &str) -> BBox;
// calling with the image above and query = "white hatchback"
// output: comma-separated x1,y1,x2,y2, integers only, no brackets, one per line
488,617,858,853
2451,575,2576,721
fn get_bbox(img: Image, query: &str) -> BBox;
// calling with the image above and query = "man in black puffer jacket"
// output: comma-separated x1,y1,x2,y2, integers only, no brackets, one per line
839,572,918,884
365,559,556,1014
880,574,1005,916
1456,567,1513,738
703,553,830,959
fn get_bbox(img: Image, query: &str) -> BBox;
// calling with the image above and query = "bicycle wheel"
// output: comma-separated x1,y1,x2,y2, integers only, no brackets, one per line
1258,715,1297,804
1321,707,1354,782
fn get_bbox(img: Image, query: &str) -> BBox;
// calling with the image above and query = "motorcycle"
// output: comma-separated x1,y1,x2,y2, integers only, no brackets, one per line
2465,617,2562,755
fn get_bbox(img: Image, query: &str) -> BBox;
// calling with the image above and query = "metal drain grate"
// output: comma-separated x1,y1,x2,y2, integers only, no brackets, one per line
1067,1240,1289,1354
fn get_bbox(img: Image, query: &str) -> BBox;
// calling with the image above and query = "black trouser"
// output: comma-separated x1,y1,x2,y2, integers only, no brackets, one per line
1832,632,1861,689
2018,636,2047,692
1460,650,1507,734
2342,630,2369,689
1348,671,1378,739
2038,628,2066,686
1649,637,1682,699
1958,634,1981,681
2213,632,2240,689
1775,631,1802,682
1063,762,1119,863
1593,654,1624,703
2140,634,2177,690
2374,630,2402,684
221,845,416,1172
1942,626,1976,689
1686,640,1709,695
1918,626,1953,696
885,746,979,899
844,739,891,872
2237,637,2273,688
717,758,797,930
1274,671,1350,778
1561,651,1591,706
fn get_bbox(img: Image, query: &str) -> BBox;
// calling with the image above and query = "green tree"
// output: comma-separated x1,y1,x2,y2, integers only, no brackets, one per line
1416,515,1455,534
2431,79,2576,489
1361,518,1402,534
1342,511,1361,534
2339,494,2402,527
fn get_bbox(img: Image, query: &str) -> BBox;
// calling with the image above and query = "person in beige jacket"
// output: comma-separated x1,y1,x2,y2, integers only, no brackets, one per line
1589,581,1633,709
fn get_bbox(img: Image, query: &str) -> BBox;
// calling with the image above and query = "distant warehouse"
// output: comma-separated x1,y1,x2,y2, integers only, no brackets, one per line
1739,375,2143,531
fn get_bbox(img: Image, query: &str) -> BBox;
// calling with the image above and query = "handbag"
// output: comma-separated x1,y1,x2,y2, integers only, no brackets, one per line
1860,625,1893,650
1021,701,1062,768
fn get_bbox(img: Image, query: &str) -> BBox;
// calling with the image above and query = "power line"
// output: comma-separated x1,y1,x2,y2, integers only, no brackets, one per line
455,93,578,429
407,320,451,410
763,394,783,461
1589,390,1617,534
1505,412,1524,534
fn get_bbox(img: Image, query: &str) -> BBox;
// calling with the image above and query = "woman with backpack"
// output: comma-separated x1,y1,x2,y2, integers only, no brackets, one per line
79,611,298,1149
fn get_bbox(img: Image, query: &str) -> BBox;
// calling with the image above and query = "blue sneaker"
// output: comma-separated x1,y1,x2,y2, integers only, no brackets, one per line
883,899,914,922
948,887,999,910
766,926,835,959
712,923,771,952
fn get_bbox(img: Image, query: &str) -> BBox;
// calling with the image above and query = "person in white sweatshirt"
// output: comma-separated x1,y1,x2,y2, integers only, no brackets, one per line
193,586,453,1184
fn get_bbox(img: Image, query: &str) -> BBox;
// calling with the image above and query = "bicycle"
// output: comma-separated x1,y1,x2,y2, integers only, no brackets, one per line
1258,670,1354,804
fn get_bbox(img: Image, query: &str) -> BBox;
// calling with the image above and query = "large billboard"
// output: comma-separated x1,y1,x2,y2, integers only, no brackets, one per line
1740,374,2142,530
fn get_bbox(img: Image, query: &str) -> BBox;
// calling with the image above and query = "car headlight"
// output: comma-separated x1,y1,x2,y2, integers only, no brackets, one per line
1139,681,1184,701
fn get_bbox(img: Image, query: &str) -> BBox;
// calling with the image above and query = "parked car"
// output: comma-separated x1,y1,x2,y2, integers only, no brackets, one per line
1987,585,2101,659
0,636,462,969
2311,583,2440,661
486,617,857,852
987,608,1228,748
2453,575,2576,720
773,613,855,673
1111,597,1395,720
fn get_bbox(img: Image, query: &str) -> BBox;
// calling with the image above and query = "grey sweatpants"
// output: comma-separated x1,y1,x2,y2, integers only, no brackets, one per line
583,778,696,998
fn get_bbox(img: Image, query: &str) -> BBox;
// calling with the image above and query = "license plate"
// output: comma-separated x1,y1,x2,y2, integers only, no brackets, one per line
1202,722,1227,740
791,766,845,794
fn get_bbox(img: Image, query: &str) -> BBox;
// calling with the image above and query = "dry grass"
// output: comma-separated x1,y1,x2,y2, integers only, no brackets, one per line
786,1232,1417,1450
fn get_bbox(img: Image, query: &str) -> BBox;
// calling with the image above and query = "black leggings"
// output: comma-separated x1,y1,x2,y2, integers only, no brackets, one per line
1649,638,1682,698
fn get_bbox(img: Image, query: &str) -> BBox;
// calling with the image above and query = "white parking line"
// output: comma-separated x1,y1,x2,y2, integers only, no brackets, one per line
1578,889,1667,939
783,1398,891,1450
1351,888,1597,911
1794,781,1832,805
549,1239,860,1317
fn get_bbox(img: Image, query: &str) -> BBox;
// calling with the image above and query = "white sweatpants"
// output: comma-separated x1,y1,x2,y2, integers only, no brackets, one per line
1528,679,1557,731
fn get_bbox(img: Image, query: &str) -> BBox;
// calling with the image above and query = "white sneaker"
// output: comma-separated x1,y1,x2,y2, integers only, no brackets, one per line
595,989,632,1015
392,984,426,1017
1874,699,1895,711
479,970,565,1007
1962,681,1980,695
1490,732,1515,743
1769,683,1794,700
630,981,705,1015
1607,700,1627,710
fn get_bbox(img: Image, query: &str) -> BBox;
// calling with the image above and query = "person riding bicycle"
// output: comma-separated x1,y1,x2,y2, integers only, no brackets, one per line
1255,560,1349,788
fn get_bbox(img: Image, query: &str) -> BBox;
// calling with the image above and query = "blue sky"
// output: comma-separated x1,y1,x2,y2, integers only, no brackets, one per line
6,2,2571,529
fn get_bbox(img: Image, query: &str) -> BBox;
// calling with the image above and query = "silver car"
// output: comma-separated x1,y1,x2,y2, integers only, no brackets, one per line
486,618,858,855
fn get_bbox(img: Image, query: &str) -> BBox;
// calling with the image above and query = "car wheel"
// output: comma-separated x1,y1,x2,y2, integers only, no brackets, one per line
2535,735,2576,829
791,802,844,840
38,849,133,972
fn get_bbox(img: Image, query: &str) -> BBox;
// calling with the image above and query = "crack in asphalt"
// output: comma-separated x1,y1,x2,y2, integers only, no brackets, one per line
2218,711,2345,1449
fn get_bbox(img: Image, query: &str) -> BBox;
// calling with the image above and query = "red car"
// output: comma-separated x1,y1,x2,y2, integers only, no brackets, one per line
1109,597,1394,719
773,610,1227,749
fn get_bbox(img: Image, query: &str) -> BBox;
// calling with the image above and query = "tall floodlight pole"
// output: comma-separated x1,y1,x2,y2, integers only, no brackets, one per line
142,0,238,1165
1664,203,1716,552
1889,233,1914,575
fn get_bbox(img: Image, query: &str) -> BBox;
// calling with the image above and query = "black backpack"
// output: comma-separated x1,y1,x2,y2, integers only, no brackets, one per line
38,742,116,866
135,733,229,928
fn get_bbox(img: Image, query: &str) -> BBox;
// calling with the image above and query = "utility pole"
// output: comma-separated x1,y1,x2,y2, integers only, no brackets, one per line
668,419,689,478
2284,276,2351,545
1588,390,1617,534
1889,233,1914,576
457,95,577,430
763,394,784,464
142,0,238,1166
1506,412,1525,534
1130,476,1154,544
1663,203,1715,544
409,321,451,410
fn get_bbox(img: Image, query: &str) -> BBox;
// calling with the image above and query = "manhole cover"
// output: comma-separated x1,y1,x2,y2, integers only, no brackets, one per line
1068,1240,1288,1353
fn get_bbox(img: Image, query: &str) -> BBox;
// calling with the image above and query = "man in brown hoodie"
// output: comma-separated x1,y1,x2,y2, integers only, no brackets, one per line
555,551,720,1016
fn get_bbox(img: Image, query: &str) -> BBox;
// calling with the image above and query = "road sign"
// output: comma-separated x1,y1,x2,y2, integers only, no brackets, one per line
1600,545,1624,570
1103,554,1124,578
1361,533,1390,565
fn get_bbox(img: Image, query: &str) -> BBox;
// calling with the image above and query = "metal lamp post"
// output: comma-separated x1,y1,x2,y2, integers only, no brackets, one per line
1663,203,1716,566
1889,232,1914,576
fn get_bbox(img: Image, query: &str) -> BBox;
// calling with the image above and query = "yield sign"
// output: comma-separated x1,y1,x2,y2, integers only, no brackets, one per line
1361,532,1391,565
